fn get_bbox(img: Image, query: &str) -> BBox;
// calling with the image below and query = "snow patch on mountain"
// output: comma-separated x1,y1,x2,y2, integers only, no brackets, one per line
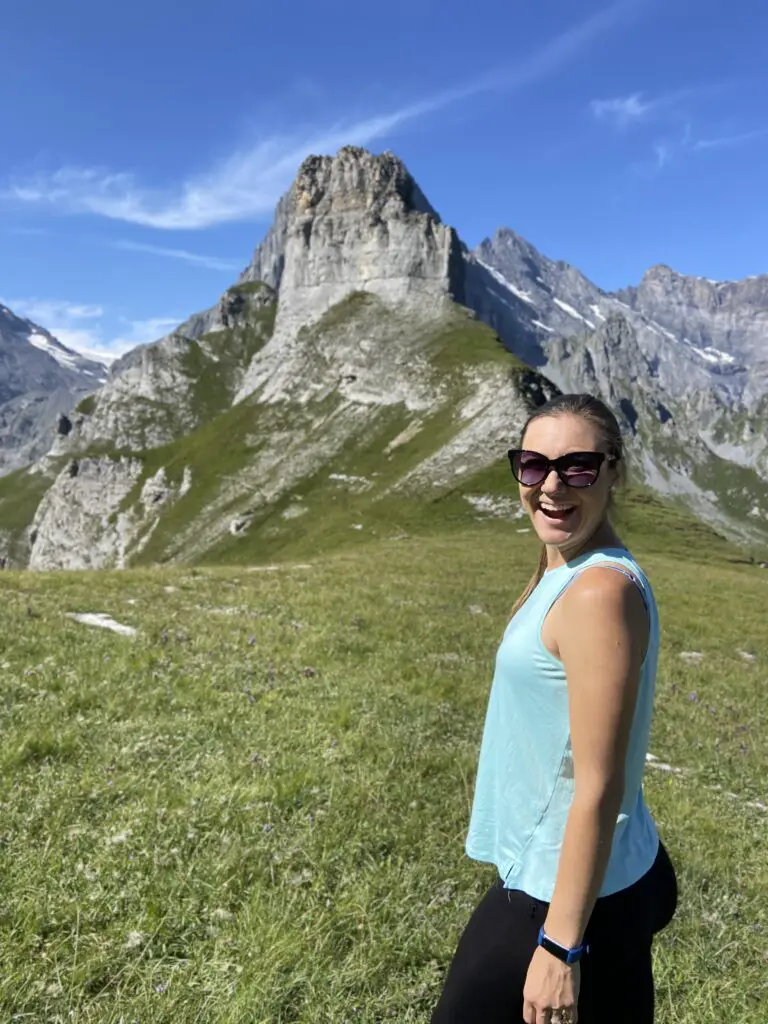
27,332,83,371
477,259,537,306
688,343,736,366
552,298,595,329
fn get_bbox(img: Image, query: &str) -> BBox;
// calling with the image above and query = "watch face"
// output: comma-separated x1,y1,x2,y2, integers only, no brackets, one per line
538,927,587,963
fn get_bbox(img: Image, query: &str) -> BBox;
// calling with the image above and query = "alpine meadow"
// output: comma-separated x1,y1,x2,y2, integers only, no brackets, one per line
1,147,767,1023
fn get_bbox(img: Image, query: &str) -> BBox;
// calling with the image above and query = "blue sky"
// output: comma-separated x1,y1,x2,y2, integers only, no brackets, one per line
1,0,766,362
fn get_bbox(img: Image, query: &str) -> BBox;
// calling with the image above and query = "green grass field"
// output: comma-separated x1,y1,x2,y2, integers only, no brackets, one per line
1,509,766,1022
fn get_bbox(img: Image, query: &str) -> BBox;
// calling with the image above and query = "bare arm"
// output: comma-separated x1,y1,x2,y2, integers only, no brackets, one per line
542,568,650,949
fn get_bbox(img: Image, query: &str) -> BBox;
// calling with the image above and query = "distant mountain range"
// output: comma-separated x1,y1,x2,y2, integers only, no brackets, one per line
1,146,766,569
0,303,107,476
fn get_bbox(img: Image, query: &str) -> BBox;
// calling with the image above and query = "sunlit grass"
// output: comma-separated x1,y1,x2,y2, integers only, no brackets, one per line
1,523,766,1022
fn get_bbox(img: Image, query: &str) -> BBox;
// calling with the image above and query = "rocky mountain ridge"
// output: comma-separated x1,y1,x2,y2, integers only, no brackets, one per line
615,263,768,366
474,229,768,536
2,146,767,569
0,303,107,476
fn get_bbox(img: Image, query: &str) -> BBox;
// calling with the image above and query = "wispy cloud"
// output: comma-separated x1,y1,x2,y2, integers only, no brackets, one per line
2,0,642,230
3,296,179,364
114,239,242,271
5,298,104,323
590,92,651,128
638,123,767,174
591,79,766,174
103,317,181,359
693,128,767,151
52,318,180,366
590,81,738,131
653,142,671,170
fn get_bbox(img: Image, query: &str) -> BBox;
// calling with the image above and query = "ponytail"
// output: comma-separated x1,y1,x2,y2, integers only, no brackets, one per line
509,544,547,619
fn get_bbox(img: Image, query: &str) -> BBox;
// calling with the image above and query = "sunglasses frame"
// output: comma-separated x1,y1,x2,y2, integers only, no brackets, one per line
507,449,616,489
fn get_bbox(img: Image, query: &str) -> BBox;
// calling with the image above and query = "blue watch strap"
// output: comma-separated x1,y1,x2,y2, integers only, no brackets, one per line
537,925,590,964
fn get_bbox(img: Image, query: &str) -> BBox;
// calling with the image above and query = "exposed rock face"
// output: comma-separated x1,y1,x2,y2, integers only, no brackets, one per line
473,228,748,397
615,265,768,367
0,303,106,475
24,291,554,570
473,227,768,535
27,457,194,570
28,457,144,570
7,146,768,569
239,189,292,293
235,146,464,401
57,283,276,453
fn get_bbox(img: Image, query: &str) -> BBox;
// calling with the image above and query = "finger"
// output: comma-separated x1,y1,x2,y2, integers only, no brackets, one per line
536,1009,552,1024
522,999,537,1024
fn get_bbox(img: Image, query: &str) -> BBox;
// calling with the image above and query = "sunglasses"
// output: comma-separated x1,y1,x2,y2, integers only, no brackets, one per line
507,449,616,489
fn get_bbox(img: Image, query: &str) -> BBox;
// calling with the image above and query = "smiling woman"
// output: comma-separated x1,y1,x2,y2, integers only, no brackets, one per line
507,396,628,618
431,394,678,1024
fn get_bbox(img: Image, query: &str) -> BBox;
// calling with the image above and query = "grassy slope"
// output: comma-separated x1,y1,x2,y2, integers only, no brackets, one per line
624,390,768,552
0,295,278,565
0,514,765,1023
3,290,766,570
110,302,538,567
0,464,63,565
181,297,277,425
106,293,768,567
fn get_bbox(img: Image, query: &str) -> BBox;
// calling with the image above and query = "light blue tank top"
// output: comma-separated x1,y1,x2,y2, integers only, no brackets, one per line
465,546,660,902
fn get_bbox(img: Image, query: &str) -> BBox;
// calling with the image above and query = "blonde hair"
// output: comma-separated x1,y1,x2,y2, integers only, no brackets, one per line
509,393,626,618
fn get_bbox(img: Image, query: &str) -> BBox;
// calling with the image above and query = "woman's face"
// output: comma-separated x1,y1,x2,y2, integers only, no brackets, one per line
517,413,616,552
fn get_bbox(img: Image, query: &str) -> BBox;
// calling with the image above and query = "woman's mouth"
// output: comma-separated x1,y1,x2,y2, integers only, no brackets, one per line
537,502,577,522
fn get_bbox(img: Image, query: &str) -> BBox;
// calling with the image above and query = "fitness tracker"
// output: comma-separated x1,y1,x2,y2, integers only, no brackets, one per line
537,926,590,965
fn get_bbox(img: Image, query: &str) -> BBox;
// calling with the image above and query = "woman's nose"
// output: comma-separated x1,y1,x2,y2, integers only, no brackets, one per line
540,468,565,494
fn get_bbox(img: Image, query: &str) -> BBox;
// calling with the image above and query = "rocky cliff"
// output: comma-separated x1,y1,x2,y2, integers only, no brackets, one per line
234,147,465,402
0,303,106,475
473,228,768,538
615,264,768,368
3,146,767,569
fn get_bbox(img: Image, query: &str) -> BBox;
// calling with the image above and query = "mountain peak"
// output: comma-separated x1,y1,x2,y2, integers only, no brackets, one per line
234,147,462,402
239,146,445,298
0,300,106,476
294,146,440,222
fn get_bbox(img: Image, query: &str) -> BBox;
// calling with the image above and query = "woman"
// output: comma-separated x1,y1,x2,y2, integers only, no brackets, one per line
431,394,678,1024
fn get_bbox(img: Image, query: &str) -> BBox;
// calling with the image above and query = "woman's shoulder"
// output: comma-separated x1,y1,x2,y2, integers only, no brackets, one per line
559,557,652,635
571,547,654,596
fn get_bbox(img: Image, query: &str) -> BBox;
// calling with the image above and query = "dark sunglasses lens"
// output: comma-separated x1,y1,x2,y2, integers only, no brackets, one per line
559,455,602,487
514,454,549,486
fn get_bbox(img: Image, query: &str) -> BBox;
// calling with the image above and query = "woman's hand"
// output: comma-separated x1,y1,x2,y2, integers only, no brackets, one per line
522,945,580,1023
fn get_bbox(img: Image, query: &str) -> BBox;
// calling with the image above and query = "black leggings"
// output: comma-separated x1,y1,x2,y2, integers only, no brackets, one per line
431,842,678,1024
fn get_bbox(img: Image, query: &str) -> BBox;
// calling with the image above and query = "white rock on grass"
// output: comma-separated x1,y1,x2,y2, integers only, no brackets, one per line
679,651,704,663
65,613,137,637
282,504,308,519
464,494,518,518
248,563,313,572
645,752,686,775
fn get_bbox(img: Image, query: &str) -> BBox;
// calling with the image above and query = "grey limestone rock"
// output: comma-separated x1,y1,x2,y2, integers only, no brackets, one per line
8,145,768,567
28,456,144,570
235,146,464,401
615,264,768,367
0,303,106,475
